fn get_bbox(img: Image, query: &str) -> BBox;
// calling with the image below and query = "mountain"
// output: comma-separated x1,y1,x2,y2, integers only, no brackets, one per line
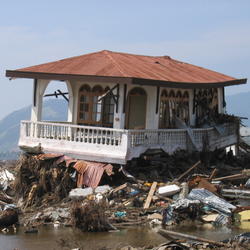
226,91,250,127
0,99,68,154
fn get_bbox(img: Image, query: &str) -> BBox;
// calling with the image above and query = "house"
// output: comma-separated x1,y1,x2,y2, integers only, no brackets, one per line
6,50,247,164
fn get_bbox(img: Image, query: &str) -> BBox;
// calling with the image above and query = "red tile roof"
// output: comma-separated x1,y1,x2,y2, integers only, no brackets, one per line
6,50,247,87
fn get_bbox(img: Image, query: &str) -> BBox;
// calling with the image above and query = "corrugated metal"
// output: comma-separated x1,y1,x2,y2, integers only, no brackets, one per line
12,50,237,83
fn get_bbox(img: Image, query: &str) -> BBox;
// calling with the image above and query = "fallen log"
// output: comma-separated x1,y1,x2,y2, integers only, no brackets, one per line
175,160,201,182
158,229,227,247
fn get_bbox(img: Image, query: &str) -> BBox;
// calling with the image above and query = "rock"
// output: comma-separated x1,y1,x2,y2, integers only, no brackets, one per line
54,221,60,228
95,185,111,194
201,213,219,222
147,213,163,220
149,219,162,225
1,228,9,233
69,187,93,199
0,169,15,191
25,227,38,234
0,209,18,227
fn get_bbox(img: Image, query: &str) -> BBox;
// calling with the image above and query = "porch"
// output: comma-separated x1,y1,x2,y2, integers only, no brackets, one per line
19,121,238,164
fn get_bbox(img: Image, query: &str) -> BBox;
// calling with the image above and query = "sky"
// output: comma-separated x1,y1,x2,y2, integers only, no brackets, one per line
0,0,250,120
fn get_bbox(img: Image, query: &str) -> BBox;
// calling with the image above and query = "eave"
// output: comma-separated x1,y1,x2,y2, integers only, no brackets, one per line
5,70,247,89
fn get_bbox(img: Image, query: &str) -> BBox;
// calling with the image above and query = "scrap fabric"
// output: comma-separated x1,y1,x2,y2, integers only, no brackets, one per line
73,161,113,188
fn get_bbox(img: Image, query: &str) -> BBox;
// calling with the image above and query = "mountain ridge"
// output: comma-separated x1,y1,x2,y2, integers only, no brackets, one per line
0,99,68,153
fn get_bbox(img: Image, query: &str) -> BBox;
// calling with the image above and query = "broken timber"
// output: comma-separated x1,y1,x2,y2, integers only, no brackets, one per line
175,160,201,182
213,169,250,181
158,229,227,247
143,182,157,209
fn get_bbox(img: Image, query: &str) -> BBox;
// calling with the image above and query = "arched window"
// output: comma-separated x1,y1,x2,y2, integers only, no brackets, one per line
159,90,171,128
159,89,190,128
195,88,218,125
78,84,115,127
102,87,115,127
78,84,91,123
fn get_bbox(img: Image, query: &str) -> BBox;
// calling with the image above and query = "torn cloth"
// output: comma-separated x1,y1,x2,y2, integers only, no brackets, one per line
73,161,113,188
55,155,77,167
73,161,88,188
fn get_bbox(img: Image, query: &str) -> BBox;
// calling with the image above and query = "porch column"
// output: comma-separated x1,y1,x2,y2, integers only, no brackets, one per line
189,89,196,126
217,88,224,114
31,79,49,121
145,86,159,129
66,81,74,123
113,83,125,129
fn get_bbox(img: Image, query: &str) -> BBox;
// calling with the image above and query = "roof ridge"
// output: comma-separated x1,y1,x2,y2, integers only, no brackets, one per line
103,50,126,77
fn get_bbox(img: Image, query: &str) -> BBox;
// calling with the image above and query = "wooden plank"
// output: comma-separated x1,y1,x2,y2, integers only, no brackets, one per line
158,229,226,247
112,183,128,193
208,168,217,181
176,160,201,182
213,173,245,181
144,182,157,209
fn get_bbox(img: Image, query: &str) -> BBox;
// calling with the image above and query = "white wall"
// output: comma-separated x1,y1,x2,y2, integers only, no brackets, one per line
33,79,212,130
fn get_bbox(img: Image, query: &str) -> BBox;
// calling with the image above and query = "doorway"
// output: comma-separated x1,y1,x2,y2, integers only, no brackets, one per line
126,87,147,129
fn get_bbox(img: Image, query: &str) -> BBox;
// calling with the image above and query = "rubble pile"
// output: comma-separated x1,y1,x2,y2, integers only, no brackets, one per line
1,149,250,248
71,200,112,232
125,148,250,183
14,154,75,208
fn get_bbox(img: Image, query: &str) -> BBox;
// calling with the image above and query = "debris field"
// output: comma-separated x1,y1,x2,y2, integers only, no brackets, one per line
1,146,250,249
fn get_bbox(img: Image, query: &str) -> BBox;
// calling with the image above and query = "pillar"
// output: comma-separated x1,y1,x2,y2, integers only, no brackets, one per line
31,79,49,121
66,81,74,123
217,87,224,114
189,89,196,126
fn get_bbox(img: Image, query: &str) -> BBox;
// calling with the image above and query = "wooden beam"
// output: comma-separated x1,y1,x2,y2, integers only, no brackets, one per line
143,181,157,209
44,90,69,102
57,89,69,102
175,160,201,182
158,229,226,247
111,183,127,194
208,168,217,181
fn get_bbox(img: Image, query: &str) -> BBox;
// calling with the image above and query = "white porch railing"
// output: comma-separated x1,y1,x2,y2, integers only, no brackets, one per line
22,121,125,146
19,121,237,164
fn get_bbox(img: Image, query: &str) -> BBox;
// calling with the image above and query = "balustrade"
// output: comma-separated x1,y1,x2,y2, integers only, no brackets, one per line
19,120,237,163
